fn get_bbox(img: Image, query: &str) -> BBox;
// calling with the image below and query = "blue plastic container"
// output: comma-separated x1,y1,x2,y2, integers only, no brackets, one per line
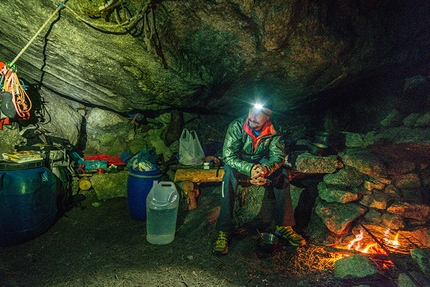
127,166,162,221
0,165,58,246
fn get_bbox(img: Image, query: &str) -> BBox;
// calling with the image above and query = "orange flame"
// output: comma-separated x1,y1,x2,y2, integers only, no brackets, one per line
347,229,388,255
383,230,400,248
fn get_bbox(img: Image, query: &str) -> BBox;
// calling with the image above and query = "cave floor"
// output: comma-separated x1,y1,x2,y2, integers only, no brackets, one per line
0,185,415,287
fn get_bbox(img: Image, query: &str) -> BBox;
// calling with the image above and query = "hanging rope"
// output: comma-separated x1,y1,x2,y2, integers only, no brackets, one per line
1,1,69,122
10,0,69,67
66,0,151,34
57,1,166,62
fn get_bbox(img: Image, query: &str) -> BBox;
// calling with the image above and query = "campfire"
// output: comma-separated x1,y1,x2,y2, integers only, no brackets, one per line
322,222,430,273
269,223,429,286
350,224,424,254
346,228,388,255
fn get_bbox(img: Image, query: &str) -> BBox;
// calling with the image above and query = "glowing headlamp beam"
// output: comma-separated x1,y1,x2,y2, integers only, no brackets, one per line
253,103,264,110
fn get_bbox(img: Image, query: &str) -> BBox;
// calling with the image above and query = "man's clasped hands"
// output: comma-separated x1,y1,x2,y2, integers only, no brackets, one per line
250,164,268,186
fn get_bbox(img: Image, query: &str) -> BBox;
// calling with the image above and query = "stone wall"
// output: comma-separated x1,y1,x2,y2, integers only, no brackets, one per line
294,104,430,248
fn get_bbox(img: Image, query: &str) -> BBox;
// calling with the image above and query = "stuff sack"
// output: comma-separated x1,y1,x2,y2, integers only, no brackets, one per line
0,91,17,118
179,129,205,166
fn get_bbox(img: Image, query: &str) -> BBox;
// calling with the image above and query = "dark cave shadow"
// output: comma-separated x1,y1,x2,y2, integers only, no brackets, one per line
292,174,324,232
174,182,221,236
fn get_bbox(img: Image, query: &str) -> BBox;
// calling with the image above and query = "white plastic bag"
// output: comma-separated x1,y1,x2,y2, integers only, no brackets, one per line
179,129,205,166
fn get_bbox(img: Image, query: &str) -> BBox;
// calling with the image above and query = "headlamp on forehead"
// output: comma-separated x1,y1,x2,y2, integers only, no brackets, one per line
253,103,264,110
252,102,272,116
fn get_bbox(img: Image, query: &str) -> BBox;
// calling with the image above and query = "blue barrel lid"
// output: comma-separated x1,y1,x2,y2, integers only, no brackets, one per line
128,164,160,175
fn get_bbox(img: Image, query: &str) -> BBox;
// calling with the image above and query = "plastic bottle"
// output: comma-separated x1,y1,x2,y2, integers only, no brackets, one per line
146,181,179,245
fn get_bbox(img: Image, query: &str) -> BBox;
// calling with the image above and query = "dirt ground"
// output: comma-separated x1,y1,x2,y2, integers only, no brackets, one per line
0,183,415,287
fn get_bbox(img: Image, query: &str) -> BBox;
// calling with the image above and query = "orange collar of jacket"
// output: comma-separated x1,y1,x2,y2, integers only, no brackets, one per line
243,118,275,149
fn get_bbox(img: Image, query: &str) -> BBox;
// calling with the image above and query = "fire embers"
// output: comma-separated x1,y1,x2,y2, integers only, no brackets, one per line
325,226,395,271
334,224,428,255
347,229,388,255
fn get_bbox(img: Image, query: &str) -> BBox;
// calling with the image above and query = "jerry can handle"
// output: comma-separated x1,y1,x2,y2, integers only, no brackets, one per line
159,181,175,187
160,183,173,187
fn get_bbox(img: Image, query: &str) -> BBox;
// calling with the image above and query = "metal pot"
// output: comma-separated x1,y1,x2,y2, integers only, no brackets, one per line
309,142,328,156
314,131,331,147
258,232,279,254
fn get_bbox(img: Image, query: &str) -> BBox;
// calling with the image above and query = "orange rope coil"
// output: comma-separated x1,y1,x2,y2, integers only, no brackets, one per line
1,65,32,120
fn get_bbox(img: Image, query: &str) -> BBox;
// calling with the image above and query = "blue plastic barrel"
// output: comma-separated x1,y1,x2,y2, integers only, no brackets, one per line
0,164,58,246
127,166,162,221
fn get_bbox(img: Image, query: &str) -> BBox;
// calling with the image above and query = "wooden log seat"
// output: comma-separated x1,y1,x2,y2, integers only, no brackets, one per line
174,167,224,210
174,167,224,183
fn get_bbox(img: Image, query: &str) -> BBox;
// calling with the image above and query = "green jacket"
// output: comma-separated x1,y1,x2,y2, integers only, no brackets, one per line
222,117,285,177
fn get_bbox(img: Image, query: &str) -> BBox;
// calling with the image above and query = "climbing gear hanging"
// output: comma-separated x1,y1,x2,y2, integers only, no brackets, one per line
0,1,69,130
1,62,31,120
0,62,31,129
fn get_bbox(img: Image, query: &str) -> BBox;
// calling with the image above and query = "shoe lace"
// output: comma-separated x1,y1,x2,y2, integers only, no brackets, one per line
215,232,229,246
277,226,300,239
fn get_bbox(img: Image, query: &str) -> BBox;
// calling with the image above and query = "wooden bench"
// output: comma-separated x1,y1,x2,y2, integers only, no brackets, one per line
173,167,224,183
173,167,224,210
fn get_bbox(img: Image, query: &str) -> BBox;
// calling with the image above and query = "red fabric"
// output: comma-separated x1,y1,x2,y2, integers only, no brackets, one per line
0,118,11,130
83,154,125,166
242,118,275,149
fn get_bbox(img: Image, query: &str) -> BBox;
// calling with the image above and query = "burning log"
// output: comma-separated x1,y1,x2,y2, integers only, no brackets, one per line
324,245,391,261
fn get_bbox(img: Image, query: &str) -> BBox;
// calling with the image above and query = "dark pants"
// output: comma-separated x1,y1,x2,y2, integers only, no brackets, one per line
216,165,296,232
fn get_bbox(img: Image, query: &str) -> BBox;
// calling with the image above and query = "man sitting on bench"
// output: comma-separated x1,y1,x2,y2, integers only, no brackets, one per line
213,96,306,255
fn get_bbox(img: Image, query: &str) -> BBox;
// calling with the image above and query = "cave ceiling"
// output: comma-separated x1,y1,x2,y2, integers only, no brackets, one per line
0,0,428,116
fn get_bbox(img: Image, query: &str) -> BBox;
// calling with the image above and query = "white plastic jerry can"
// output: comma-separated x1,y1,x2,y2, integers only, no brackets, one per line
146,181,179,245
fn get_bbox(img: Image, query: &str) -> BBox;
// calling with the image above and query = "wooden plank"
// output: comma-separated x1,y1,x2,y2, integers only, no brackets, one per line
174,167,224,183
